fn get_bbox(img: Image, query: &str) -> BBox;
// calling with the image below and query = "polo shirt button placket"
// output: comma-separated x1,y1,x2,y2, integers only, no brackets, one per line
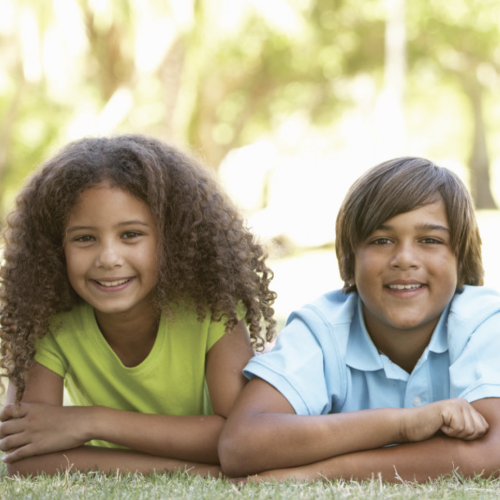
412,396,423,407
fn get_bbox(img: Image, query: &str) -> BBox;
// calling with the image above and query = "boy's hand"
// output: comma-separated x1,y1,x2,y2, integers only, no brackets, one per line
402,398,489,443
0,403,90,463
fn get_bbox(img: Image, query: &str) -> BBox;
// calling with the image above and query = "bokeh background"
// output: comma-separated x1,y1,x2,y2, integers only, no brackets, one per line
2,0,500,329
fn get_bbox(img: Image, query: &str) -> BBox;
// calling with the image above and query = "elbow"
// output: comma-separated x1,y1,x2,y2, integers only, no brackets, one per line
465,442,500,478
452,434,500,479
219,423,260,477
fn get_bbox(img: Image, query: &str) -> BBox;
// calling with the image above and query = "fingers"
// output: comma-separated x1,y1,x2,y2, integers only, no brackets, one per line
0,434,29,456
0,417,26,440
0,404,25,422
1,444,37,464
458,406,489,440
0,421,30,452
440,399,489,440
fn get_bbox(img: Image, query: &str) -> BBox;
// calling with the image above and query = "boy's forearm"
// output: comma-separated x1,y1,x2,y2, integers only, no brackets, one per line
320,436,476,482
7,445,222,477
221,407,410,475
249,399,500,483
257,435,490,483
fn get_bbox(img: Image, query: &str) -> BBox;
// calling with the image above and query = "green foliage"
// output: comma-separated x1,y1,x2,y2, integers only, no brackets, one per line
2,0,500,217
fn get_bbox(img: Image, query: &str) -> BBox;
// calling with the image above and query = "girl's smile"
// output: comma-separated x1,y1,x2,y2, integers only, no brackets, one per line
64,183,158,321
353,197,458,369
91,277,135,292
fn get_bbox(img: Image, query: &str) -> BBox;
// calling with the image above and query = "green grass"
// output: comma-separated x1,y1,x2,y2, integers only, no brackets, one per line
2,463,500,500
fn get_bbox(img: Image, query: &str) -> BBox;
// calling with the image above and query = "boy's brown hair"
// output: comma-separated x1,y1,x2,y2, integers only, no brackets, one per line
335,157,484,293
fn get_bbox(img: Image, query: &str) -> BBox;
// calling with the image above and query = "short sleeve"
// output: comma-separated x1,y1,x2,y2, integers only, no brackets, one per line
35,330,69,378
207,318,227,351
206,302,247,351
243,316,333,416
450,312,500,402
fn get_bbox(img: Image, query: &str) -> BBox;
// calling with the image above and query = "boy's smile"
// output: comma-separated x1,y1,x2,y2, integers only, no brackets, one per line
64,183,158,323
353,198,457,369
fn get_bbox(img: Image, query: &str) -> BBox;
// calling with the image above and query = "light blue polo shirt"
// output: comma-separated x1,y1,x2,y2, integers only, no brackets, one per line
244,286,500,415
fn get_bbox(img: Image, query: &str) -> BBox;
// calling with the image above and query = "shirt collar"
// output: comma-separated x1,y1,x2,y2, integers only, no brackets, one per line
345,299,384,371
424,301,449,355
345,295,450,372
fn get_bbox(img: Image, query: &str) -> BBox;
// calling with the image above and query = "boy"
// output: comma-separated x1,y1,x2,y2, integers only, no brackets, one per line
220,157,500,482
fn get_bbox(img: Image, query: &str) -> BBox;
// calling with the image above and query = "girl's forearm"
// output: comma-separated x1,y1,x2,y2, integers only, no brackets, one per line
82,406,225,464
7,445,222,477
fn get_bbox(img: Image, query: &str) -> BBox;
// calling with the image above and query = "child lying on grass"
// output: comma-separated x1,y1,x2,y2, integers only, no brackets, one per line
220,157,500,483
0,135,276,476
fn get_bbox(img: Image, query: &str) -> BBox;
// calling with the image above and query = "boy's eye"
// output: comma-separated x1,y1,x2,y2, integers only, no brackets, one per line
371,237,392,245
420,237,442,244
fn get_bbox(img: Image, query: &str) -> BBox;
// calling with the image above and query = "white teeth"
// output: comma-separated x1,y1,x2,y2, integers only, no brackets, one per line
388,284,422,290
95,279,131,287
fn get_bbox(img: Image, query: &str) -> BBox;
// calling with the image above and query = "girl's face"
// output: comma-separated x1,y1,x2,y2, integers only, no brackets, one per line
353,197,457,348
64,183,158,320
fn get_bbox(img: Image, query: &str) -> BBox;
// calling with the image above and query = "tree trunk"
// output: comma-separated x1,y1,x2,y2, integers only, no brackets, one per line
463,77,497,209
0,68,25,223
376,0,407,156
161,36,186,143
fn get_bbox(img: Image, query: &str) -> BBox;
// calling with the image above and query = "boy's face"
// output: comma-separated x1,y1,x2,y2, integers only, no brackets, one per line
353,197,457,349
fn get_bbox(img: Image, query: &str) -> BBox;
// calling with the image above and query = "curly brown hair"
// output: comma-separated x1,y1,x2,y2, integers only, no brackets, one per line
335,157,483,293
0,134,276,402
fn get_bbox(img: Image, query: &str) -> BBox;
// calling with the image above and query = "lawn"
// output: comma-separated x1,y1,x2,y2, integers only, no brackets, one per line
1,463,500,500
2,466,500,500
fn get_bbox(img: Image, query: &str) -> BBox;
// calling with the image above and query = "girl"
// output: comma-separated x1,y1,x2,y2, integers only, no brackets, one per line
0,134,276,476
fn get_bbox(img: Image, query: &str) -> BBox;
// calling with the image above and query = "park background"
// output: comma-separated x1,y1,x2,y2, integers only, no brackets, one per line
1,0,500,331
2,1,500,496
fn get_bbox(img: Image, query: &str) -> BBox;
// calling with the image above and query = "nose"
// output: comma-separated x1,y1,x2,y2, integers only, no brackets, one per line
390,241,420,270
96,241,123,269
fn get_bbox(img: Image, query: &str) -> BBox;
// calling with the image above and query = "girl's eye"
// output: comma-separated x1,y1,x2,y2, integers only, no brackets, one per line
74,235,94,243
421,237,442,244
122,231,141,239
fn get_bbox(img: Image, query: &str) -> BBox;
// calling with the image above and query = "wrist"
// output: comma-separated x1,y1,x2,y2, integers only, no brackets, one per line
78,405,102,443
397,408,413,443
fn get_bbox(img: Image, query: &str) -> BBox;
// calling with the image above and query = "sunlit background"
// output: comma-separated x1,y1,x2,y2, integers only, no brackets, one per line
2,0,500,329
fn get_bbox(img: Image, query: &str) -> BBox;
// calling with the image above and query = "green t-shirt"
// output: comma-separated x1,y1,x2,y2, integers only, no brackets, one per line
35,301,227,448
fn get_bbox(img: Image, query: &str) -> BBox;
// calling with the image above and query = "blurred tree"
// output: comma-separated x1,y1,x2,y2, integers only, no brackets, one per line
1,0,499,221
184,0,385,166
78,0,135,102
0,0,71,222
408,0,500,208
0,0,387,218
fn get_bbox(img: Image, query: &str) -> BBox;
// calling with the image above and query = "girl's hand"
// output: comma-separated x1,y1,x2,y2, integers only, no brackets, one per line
0,403,90,463
401,398,489,443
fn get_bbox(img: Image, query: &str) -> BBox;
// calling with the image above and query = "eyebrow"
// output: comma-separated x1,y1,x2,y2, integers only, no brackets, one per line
377,223,450,233
66,220,151,234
